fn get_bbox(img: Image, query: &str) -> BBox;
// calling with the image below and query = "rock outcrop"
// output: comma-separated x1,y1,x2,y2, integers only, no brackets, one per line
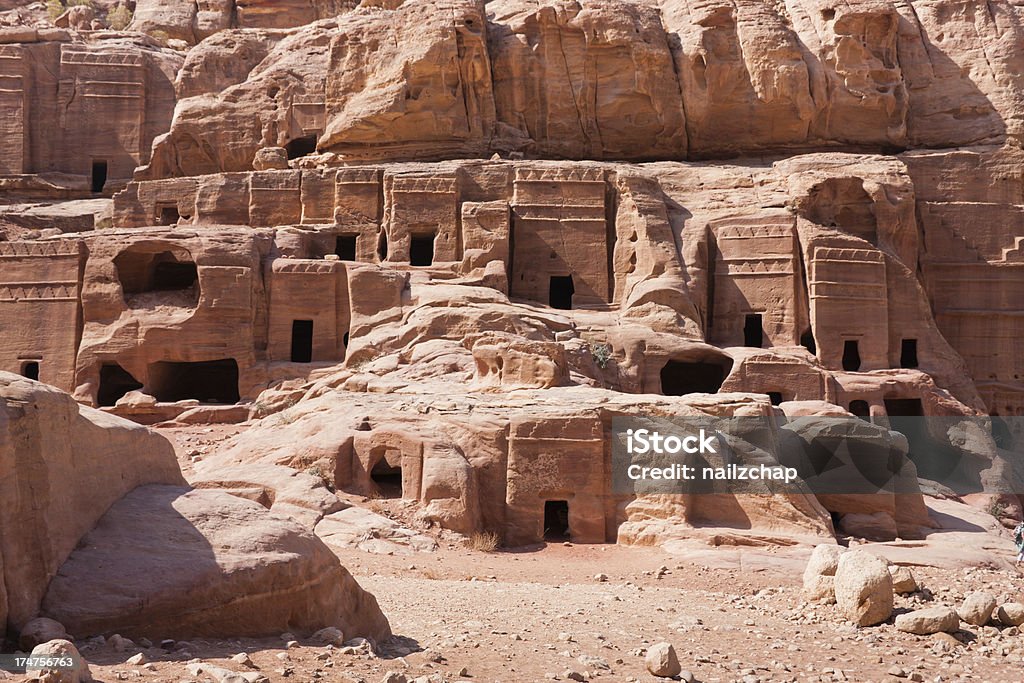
142,0,1024,176
42,486,390,640
1,0,1024,554
0,374,389,641
0,373,184,634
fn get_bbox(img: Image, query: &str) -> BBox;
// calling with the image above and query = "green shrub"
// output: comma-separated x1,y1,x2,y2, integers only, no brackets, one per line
45,0,64,20
590,343,613,369
107,5,133,30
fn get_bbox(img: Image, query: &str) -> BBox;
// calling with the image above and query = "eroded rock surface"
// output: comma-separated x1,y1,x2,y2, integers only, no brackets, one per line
42,486,390,641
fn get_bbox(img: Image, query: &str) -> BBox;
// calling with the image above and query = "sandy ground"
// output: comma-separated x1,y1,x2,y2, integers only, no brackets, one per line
46,425,1024,683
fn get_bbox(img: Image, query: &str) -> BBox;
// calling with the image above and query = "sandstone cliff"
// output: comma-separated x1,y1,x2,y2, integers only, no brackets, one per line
141,0,1022,178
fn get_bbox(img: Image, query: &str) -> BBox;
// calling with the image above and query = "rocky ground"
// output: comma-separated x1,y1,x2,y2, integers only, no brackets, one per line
14,542,1023,683
14,424,1016,683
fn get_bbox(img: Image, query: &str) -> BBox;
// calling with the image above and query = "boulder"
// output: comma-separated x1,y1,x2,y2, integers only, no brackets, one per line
18,617,67,651
41,486,390,641
802,574,835,604
996,602,1024,627
644,642,682,678
0,374,185,636
24,639,92,683
889,565,918,595
802,544,843,602
252,147,290,171
312,626,346,647
958,592,997,626
833,550,893,627
803,544,844,580
895,607,960,635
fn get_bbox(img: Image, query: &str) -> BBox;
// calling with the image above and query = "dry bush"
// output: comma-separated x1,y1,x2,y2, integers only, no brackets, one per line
466,531,500,553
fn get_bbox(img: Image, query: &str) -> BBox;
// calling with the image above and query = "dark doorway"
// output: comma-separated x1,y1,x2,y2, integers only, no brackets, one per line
91,160,107,193
549,275,574,310
543,500,570,541
285,135,317,159
900,339,918,368
291,320,314,363
744,313,764,348
885,398,924,417
335,235,357,261
801,328,817,355
660,360,730,395
21,361,39,381
98,363,143,407
148,359,240,404
370,458,403,499
849,400,871,419
842,340,861,371
377,230,388,261
410,233,436,266
767,391,784,406
158,205,180,225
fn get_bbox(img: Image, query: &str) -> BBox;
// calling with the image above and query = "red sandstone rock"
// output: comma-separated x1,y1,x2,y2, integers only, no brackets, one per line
42,486,390,641
0,0,1022,557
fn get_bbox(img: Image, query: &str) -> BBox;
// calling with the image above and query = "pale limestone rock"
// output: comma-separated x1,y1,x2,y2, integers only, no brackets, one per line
996,603,1024,627
833,551,893,627
24,640,92,683
959,592,997,626
889,565,918,595
644,642,681,678
895,607,960,635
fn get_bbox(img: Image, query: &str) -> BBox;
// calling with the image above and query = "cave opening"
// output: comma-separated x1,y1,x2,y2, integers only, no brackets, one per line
285,135,317,159
660,360,730,396
114,248,199,303
885,398,924,417
147,359,240,404
157,205,180,226
98,363,143,407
